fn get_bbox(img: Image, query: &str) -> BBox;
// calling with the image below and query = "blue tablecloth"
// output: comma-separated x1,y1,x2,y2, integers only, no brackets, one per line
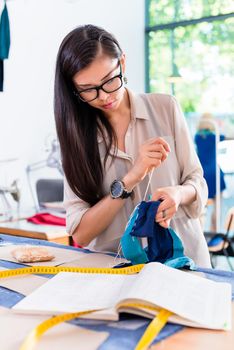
0,233,234,350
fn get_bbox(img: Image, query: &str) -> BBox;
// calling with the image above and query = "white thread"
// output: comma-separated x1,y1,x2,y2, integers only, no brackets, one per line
112,242,123,267
143,170,154,201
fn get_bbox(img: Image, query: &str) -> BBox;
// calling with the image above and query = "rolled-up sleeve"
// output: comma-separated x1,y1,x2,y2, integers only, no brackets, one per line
171,96,208,218
63,176,90,235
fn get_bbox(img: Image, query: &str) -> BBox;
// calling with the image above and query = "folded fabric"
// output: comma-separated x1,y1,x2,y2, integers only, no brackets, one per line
0,2,10,92
27,212,66,226
0,2,10,60
121,200,195,269
131,201,173,263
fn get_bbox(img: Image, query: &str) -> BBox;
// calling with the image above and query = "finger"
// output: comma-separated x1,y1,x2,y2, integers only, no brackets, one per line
152,191,173,204
148,145,168,160
158,219,171,228
145,137,171,153
155,215,166,223
153,137,171,153
146,142,169,156
147,151,164,160
155,207,173,222
148,147,169,162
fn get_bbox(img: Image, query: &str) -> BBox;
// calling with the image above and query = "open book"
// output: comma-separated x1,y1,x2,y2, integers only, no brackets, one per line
13,262,232,330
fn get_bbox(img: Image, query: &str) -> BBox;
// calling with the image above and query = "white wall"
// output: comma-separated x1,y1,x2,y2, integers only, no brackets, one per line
0,0,145,211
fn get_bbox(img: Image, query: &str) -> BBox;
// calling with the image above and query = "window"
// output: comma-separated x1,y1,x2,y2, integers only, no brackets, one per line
146,0,234,117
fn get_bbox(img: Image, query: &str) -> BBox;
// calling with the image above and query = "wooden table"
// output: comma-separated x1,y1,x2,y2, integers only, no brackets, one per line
0,219,69,245
151,303,234,350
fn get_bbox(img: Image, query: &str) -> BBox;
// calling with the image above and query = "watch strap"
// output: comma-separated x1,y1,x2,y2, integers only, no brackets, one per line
120,188,132,199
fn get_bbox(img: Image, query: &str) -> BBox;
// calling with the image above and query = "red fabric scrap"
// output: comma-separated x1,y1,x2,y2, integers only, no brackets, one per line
27,212,66,226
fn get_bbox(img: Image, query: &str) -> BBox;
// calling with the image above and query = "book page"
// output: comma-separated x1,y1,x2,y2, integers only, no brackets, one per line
13,272,136,319
120,263,232,330
12,262,232,330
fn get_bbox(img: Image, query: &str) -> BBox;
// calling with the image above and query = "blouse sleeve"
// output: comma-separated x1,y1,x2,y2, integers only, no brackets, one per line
63,176,90,235
171,96,208,218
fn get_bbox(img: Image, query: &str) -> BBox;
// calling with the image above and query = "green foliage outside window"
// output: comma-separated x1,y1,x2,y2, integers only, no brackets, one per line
146,0,234,125
148,0,234,25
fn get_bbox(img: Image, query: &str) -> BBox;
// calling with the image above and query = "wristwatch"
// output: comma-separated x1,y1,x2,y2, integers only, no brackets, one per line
110,180,133,199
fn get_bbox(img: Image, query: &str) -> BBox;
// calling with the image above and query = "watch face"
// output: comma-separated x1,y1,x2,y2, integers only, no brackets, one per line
111,180,123,198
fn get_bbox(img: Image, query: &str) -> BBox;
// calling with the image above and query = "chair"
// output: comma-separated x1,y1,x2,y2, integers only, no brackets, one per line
36,179,64,211
206,207,234,270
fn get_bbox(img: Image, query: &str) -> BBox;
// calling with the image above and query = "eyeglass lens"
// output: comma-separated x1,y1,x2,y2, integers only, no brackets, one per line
79,76,122,102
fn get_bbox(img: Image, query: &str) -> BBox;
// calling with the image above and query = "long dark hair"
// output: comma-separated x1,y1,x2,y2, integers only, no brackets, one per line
54,25,123,206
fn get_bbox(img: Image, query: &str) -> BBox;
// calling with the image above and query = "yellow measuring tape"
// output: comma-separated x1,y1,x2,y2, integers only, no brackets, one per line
0,265,172,350
0,264,144,277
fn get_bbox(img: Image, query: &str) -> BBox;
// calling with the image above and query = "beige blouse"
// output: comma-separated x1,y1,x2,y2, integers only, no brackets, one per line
64,89,211,268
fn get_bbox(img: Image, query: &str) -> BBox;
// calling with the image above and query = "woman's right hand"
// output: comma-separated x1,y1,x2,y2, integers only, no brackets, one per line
123,137,170,189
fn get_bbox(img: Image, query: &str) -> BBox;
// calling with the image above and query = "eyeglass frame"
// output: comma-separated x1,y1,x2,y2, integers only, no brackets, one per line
74,63,123,103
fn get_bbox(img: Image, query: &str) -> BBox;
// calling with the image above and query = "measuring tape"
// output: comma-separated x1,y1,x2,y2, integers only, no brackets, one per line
0,264,172,350
0,264,144,277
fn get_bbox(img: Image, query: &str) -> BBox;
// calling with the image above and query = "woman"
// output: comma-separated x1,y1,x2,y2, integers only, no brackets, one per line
54,24,211,267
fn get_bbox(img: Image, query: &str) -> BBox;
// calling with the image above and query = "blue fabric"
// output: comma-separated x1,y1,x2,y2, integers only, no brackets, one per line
120,202,149,264
194,131,226,198
121,201,195,269
197,267,234,300
0,2,10,59
120,233,149,265
130,201,173,263
70,317,183,350
208,234,224,247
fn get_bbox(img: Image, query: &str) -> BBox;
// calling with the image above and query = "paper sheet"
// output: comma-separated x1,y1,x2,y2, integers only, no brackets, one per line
0,266,48,295
0,308,109,350
13,272,135,319
61,252,128,268
0,250,127,295
0,244,87,266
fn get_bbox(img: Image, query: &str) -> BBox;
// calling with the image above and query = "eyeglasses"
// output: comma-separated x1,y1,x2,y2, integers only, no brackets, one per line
75,64,123,103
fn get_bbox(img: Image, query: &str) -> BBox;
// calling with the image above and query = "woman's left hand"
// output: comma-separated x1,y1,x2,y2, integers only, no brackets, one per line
152,186,182,228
